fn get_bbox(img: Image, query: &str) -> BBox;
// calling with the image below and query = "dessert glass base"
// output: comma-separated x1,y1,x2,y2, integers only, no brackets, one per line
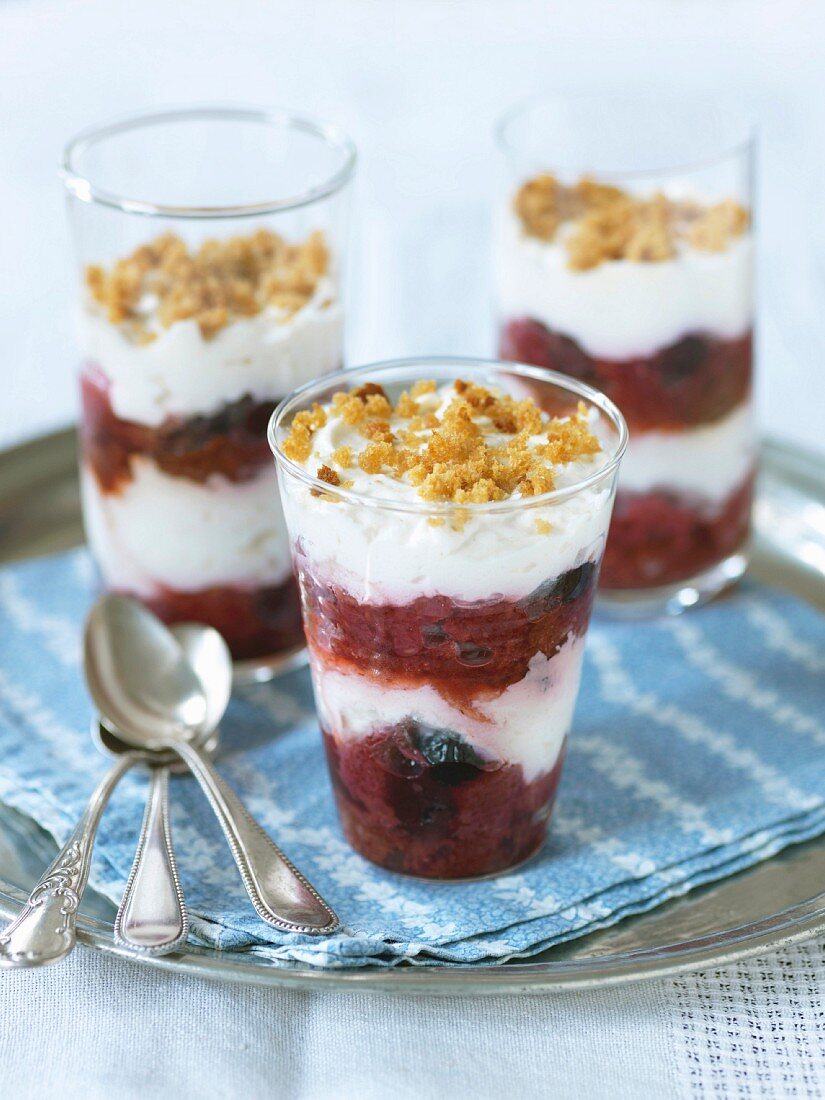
597,547,749,620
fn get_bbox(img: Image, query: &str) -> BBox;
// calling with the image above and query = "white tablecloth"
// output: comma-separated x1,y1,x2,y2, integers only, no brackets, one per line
3,941,825,1099
3,1,825,1096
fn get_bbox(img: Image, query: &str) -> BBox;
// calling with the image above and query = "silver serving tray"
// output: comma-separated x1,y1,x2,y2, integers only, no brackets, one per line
0,429,824,994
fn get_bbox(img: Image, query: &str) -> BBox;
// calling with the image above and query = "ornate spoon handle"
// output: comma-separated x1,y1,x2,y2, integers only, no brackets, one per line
0,754,136,968
114,767,188,955
173,741,338,935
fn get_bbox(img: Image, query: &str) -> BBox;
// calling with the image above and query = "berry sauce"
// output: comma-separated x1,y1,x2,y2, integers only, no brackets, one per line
134,575,305,662
80,368,275,489
324,723,566,878
499,318,752,432
299,558,598,710
600,474,754,589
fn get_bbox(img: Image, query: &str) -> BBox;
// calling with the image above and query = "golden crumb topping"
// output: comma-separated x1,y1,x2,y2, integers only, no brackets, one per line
514,174,749,271
85,229,331,341
284,379,602,504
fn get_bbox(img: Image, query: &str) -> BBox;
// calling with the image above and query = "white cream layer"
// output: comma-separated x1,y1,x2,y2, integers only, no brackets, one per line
82,460,292,595
494,210,753,360
619,402,755,502
80,279,343,426
282,384,617,603
312,636,585,783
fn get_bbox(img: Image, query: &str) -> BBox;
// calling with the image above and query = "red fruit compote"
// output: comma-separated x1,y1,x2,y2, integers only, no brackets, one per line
270,362,626,879
494,112,756,613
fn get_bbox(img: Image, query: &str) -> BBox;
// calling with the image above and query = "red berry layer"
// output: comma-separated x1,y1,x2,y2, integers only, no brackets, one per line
297,556,599,710
499,318,752,432
600,473,754,590
119,574,305,662
80,367,277,490
324,723,566,878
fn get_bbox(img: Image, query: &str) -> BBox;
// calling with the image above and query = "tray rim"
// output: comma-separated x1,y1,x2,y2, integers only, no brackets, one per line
1,427,824,994
1,879,825,994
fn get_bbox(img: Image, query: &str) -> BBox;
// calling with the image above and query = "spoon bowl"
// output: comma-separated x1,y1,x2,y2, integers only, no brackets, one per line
93,620,232,766
84,595,209,749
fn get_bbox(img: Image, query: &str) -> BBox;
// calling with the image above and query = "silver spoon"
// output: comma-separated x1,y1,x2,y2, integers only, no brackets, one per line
0,609,211,969
109,622,231,956
86,595,339,936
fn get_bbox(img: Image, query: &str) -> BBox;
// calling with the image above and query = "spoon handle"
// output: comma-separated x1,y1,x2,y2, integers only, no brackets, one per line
114,767,188,955
0,754,135,968
174,742,339,936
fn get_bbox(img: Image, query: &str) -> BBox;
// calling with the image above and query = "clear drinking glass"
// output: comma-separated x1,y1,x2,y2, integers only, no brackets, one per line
62,107,355,678
270,358,626,879
494,93,756,616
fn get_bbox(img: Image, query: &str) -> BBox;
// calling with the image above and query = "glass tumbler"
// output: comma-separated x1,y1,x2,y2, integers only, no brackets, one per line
62,106,356,677
494,94,756,616
270,358,626,879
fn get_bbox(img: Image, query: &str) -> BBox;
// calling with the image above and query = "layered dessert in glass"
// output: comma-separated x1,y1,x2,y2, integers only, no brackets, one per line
271,360,626,878
63,107,355,673
494,96,755,614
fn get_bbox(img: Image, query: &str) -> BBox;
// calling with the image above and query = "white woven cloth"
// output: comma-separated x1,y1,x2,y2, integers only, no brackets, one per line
2,941,824,1099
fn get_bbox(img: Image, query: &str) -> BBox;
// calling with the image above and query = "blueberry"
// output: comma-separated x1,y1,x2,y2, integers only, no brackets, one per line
552,561,596,603
659,336,708,387
520,561,596,619
369,737,425,778
422,622,448,648
373,721,501,788
407,722,492,770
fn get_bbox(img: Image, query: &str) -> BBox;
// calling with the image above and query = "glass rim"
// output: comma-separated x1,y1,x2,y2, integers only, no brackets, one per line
269,357,628,516
61,104,358,219
495,91,756,180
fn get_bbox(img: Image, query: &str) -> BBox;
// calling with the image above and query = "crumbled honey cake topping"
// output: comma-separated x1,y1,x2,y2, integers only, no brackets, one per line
86,229,331,341
281,403,327,463
317,464,341,487
514,174,749,270
284,379,602,504
331,445,353,468
310,462,354,500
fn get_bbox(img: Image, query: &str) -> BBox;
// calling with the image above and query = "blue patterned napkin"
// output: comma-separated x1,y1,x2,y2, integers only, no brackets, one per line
0,549,824,968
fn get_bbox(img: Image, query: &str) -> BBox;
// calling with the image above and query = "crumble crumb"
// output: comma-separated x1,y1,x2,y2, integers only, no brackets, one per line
281,403,327,463
284,378,602,504
331,445,353,468
395,392,420,418
514,174,749,269
359,419,396,443
317,464,341,487
534,518,553,535
685,198,750,252
410,379,437,397
310,463,353,499
86,228,331,341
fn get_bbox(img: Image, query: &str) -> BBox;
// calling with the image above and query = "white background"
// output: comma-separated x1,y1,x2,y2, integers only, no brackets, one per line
1,0,825,454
